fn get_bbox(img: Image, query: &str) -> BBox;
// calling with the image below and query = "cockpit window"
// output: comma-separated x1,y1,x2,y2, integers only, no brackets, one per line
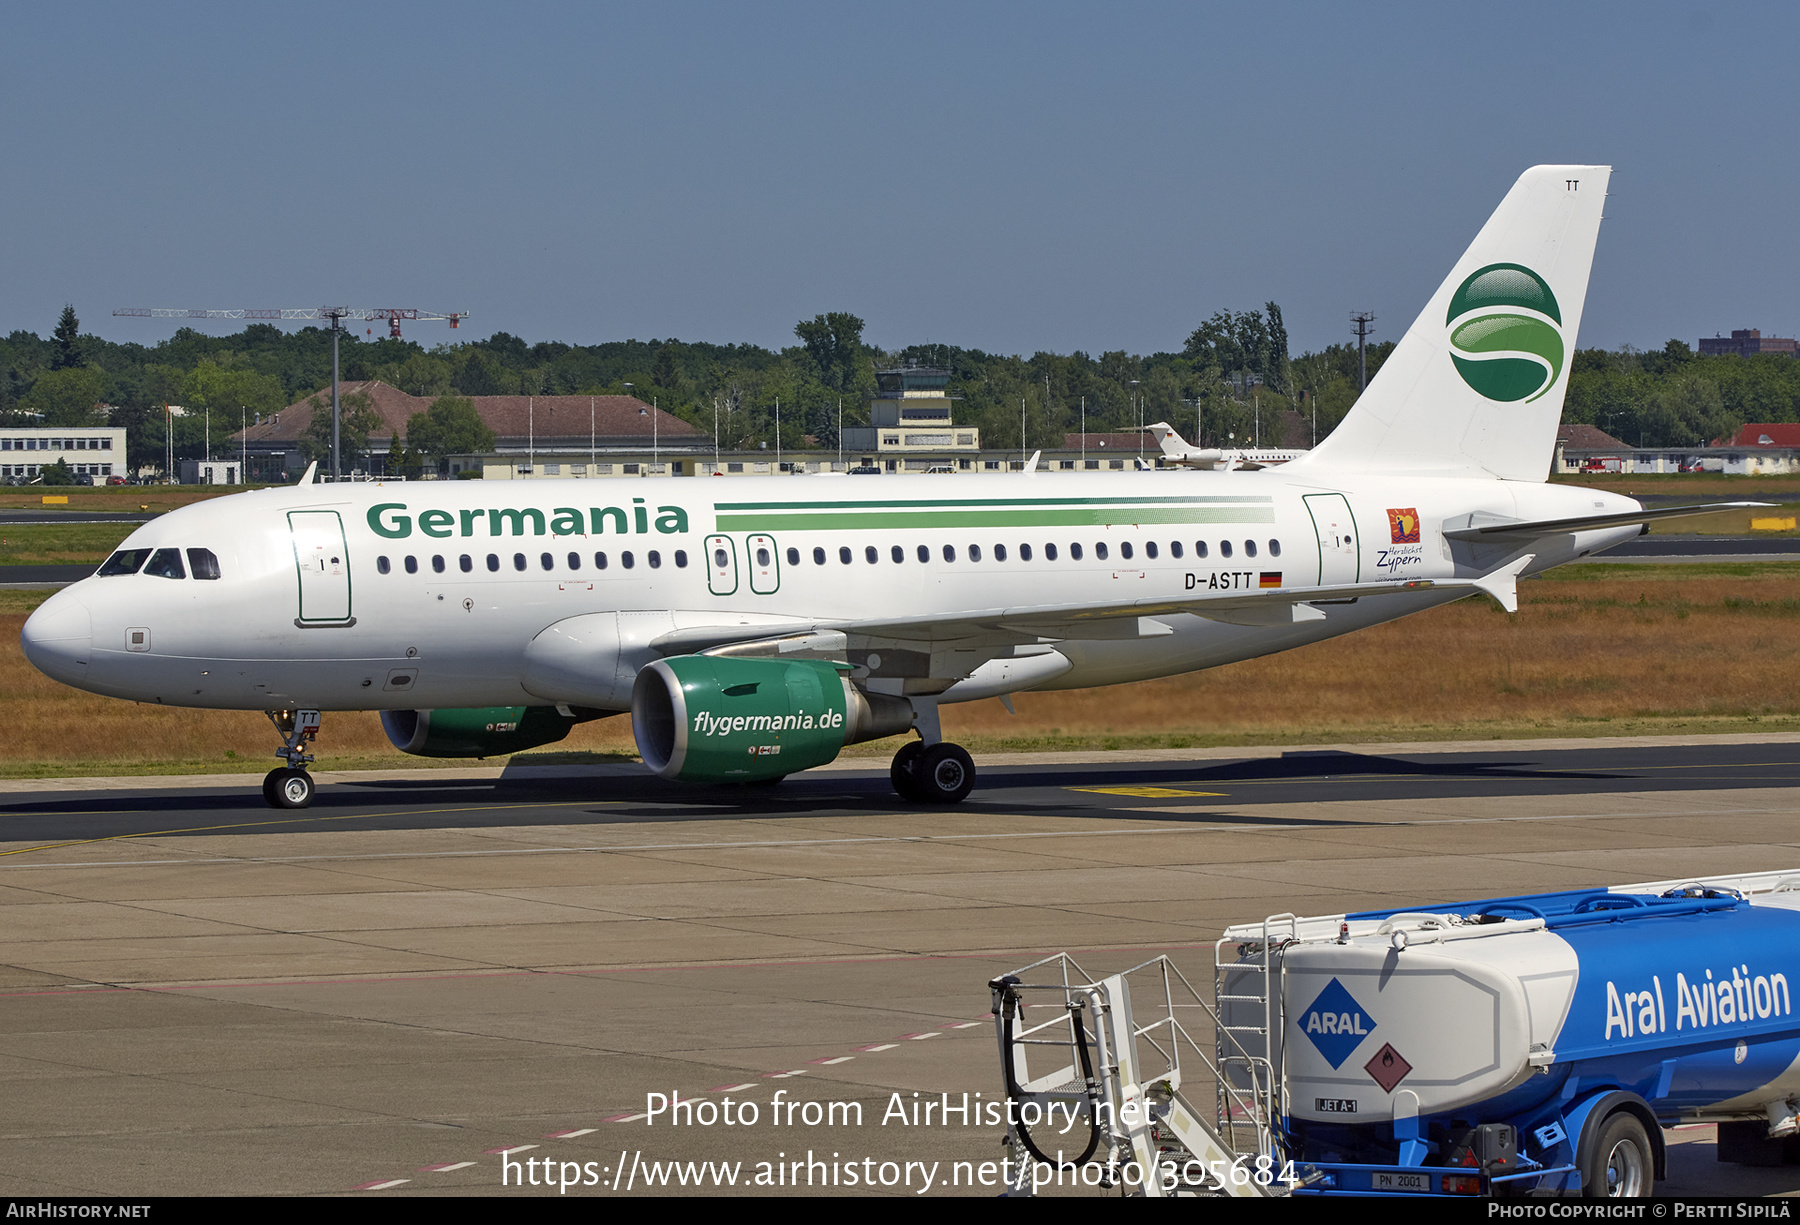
187,548,221,580
144,548,186,579
97,549,152,576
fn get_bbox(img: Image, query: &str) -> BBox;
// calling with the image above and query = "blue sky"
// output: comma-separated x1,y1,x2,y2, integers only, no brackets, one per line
2,2,1790,360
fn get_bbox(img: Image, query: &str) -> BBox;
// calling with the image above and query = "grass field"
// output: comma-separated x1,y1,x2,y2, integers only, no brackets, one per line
3,563,1798,777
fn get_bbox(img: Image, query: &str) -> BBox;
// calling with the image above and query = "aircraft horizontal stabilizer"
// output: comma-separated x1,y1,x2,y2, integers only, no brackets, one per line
1443,502,1774,541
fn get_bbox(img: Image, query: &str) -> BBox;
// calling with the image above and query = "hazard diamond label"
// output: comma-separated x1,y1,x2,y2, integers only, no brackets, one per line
1364,1042,1413,1093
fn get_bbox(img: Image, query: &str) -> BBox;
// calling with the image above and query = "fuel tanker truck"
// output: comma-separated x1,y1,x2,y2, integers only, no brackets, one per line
990,869,1800,1197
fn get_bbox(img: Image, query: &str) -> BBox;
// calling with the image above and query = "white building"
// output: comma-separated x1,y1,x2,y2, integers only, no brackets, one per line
0,427,127,483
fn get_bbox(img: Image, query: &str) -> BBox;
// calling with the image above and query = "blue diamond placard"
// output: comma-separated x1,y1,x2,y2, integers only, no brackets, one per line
1299,978,1376,1069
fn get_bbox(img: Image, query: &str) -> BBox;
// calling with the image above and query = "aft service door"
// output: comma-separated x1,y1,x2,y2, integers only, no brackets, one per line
1303,494,1359,586
289,510,354,624
705,534,738,596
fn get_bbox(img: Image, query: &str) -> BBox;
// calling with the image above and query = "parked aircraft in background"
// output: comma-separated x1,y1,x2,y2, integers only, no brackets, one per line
1145,422,1307,470
21,165,1761,808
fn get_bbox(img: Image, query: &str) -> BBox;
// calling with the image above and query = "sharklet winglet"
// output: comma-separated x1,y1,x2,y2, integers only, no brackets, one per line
1474,554,1534,614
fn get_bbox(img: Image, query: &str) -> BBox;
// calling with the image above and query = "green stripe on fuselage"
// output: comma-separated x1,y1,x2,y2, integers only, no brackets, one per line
715,505,1277,532
712,495,1270,512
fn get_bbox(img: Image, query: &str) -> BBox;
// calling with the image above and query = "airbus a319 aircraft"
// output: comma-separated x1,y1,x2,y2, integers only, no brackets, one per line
22,165,1756,809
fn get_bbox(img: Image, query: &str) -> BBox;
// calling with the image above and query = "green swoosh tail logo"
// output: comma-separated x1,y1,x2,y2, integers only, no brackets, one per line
1446,263,1564,402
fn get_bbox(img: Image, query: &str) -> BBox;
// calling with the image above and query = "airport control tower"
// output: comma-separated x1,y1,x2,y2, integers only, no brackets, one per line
841,365,980,472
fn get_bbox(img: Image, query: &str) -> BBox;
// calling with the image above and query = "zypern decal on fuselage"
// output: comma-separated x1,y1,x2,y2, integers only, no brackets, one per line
368,501,690,540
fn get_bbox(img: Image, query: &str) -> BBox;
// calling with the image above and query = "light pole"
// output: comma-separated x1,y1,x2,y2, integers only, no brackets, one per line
1130,379,1141,459
623,383,634,476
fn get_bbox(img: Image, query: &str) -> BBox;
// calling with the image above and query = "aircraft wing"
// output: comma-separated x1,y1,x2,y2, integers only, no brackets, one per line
1443,502,1771,540
651,557,1534,658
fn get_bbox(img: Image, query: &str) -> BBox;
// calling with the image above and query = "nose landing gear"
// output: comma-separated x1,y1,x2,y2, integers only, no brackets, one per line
263,709,322,809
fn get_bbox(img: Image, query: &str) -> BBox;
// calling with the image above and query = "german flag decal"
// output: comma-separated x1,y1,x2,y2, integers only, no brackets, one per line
1260,572,1282,589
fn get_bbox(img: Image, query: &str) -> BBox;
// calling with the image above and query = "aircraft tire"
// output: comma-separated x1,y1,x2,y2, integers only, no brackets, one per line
261,769,283,807
890,741,925,801
917,743,975,805
270,768,315,810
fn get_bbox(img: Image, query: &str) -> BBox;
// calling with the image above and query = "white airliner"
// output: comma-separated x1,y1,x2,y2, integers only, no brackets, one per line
21,165,1758,809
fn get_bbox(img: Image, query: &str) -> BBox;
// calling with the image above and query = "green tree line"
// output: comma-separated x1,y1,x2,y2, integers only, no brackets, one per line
7,304,1794,478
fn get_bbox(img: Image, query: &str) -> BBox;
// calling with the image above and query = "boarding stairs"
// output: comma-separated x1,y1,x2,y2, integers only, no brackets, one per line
989,948,1289,1197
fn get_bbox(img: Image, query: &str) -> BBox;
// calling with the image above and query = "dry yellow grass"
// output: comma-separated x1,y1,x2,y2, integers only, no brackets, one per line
936,569,1800,748
3,567,1798,775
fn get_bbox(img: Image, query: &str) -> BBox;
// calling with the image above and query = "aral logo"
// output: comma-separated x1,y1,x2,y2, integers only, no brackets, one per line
1300,978,1376,1070
1446,263,1564,403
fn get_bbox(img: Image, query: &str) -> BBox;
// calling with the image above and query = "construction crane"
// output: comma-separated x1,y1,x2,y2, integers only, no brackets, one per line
113,306,468,340
113,305,472,480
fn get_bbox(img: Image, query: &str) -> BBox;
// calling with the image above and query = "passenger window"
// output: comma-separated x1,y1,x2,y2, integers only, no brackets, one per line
1120,542,1133,560
1095,542,1108,561
98,549,152,576
622,551,635,569
1245,540,1258,558
943,544,956,562
756,547,770,566
540,553,554,570
1269,539,1281,557
786,547,799,566
813,547,826,565
995,543,1007,562
866,546,878,564
1070,543,1084,561
917,544,929,563
839,546,852,564
713,547,729,568
1144,541,1156,560
404,556,418,574
145,548,186,579
596,552,609,569
1220,541,1233,559
567,552,581,570
432,555,446,573
1044,543,1056,561
377,556,392,575
487,554,501,571
648,550,662,568
513,553,527,571
968,544,981,562
1171,541,1183,559
460,554,473,572
891,545,904,563
1195,541,1208,559
674,550,688,568
186,548,221,580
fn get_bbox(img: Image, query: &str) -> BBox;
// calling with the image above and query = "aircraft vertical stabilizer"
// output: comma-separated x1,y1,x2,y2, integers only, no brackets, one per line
1295,165,1610,482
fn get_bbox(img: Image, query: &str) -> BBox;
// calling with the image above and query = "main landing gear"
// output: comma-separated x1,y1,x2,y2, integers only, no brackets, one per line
890,739,976,804
263,709,322,810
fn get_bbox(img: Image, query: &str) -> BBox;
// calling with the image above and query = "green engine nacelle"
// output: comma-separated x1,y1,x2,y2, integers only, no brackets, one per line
380,706,586,758
632,654,911,782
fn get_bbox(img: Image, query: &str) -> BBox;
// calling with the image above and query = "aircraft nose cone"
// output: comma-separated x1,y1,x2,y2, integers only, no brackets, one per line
21,589,92,687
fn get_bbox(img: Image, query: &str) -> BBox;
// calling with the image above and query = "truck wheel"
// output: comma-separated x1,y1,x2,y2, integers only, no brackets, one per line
1584,1112,1652,1197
